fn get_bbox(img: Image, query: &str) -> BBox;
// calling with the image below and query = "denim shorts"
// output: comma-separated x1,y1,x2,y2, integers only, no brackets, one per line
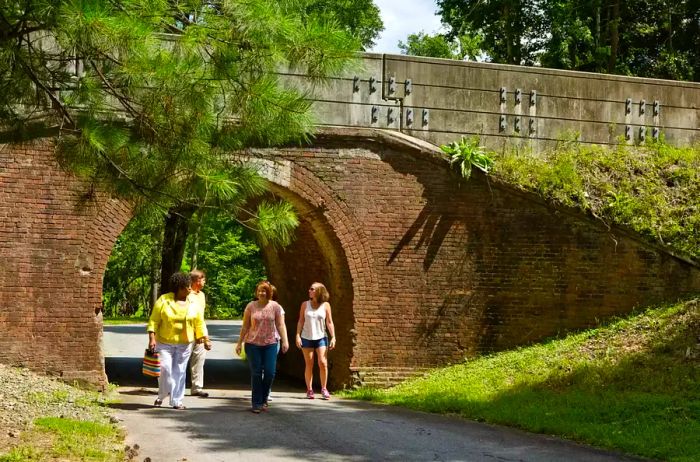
301,337,328,349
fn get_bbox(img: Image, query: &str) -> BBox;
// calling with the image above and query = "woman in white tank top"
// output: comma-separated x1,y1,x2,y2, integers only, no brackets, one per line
295,282,336,400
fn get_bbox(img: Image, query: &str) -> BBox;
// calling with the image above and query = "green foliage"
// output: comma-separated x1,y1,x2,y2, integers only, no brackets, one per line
183,211,266,318
437,0,546,65
345,298,700,461
104,208,270,319
440,136,494,180
398,32,482,61
251,200,299,248
492,141,700,261
304,0,384,50
432,0,700,81
102,211,162,318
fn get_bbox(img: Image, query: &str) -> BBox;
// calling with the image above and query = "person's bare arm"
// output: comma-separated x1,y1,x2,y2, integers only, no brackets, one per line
296,302,307,349
235,306,251,355
276,308,289,353
325,303,336,350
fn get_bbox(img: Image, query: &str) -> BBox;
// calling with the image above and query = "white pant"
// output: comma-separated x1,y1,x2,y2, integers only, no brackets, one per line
189,342,207,393
157,342,193,407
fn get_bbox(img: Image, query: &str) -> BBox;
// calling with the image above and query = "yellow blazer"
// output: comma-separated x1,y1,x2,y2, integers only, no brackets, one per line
147,293,206,344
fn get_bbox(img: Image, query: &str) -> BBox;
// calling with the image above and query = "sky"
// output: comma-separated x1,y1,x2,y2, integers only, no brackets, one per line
368,0,443,54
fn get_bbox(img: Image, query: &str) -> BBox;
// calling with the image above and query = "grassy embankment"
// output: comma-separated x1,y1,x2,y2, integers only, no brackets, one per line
345,298,699,462
345,140,700,462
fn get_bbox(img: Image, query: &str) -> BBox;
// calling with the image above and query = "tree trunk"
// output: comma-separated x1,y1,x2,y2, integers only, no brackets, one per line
607,0,620,73
502,3,517,65
159,205,196,295
190,211,204,270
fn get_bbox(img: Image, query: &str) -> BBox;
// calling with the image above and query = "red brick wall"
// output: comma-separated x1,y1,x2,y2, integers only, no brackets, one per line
1,132,698,389
0,140,131,389
259,131,700,387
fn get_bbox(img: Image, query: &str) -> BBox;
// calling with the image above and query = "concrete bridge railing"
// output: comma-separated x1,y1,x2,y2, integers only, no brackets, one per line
284,53,700,152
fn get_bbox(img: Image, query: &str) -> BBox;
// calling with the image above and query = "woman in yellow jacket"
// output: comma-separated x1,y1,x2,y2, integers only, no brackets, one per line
147,272,210,410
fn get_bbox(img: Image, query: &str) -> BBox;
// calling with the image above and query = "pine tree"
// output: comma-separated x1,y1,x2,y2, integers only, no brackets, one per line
0,0,358,291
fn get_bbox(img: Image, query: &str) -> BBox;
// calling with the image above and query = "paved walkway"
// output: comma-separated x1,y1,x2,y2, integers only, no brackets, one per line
104,322,646,462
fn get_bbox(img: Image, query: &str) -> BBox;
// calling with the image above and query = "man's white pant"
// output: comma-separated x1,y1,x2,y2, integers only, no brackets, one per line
189,342,207,394
157,342,193,407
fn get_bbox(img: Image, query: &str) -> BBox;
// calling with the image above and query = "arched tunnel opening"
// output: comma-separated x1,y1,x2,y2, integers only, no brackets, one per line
101,187,355,391
258,187,355,390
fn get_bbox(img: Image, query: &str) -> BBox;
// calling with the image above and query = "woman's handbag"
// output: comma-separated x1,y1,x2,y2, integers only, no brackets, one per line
142,348,160,377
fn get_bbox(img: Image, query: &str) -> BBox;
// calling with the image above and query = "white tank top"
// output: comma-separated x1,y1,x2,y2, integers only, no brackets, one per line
301,300,327,340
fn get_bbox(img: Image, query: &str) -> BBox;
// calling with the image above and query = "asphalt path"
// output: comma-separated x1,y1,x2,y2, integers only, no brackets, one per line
103,321,646,462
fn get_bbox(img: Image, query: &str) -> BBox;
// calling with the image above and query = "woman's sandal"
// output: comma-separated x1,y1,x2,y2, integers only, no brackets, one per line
154,398,163,407
251,407,262,414
172,404,186,410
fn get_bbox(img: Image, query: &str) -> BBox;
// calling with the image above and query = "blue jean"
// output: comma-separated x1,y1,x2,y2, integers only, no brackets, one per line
245,342,278,409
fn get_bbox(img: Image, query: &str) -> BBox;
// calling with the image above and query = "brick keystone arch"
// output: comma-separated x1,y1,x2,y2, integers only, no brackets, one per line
1,130,699,389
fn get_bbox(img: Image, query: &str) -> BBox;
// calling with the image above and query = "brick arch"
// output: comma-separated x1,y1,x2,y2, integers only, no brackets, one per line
2,130,700,390
248,156,379,387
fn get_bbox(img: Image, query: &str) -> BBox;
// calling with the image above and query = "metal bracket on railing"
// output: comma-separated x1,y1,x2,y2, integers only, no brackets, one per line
406,108,414,126
388,76,396,96
352,76,360,93
404,79,412,96
369,76,377,94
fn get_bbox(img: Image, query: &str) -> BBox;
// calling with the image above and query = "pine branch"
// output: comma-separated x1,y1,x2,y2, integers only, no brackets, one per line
16,41,75,127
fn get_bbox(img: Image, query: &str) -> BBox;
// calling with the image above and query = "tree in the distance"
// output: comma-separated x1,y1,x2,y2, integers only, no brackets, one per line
183,211,270,318
437,0,546,65
398,31,482,61
305,0,384,50
428,0,699,81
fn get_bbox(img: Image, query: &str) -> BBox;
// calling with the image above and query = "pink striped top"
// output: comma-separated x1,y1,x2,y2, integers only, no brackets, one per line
244,300,283,346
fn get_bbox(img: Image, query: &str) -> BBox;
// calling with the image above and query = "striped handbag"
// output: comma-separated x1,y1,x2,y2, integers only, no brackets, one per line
142,348,160,377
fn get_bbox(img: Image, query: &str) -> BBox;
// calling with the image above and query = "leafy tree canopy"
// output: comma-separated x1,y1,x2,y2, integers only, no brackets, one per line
305,0,384,50
398,31,482,61
428,0,700,81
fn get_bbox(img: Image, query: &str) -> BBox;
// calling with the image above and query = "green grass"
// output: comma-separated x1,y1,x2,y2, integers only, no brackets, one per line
344,298,700,462
490,140,700,262
0,418,123,462
1,385,124,462
103,316,147,325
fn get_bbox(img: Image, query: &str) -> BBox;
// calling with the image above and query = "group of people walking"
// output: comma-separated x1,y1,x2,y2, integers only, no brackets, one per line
146,272,335,413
